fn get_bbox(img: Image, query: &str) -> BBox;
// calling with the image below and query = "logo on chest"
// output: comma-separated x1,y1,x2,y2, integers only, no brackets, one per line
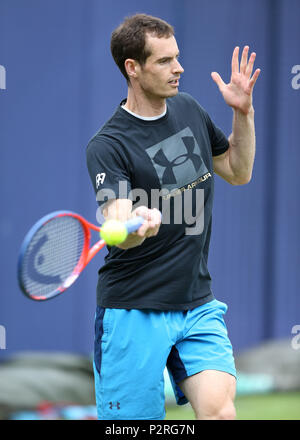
145,127,208,191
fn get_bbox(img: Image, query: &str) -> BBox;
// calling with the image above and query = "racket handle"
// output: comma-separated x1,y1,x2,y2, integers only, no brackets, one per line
124,216,144,234
124,211,162,234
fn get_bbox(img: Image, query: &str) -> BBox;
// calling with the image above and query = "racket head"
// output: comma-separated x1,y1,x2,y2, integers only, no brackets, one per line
18,211,91,301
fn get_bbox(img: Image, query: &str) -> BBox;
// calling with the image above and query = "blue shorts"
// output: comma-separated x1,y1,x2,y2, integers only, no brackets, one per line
93,299,236,420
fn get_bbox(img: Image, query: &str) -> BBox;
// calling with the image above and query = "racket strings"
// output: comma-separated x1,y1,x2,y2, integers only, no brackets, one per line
20,216,85,299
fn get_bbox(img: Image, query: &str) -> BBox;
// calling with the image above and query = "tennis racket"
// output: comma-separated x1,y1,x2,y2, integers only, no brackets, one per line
17,210,143,301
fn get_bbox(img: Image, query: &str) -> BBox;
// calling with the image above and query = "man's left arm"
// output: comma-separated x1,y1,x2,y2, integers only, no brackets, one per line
211,46,260,185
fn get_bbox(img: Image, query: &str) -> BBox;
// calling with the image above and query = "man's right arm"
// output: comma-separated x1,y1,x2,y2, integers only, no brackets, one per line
102,199,161,249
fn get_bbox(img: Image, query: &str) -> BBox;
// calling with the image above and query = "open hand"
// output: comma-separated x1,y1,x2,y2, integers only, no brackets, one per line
211,46,261,114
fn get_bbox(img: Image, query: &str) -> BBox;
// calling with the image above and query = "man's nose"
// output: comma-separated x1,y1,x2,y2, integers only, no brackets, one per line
173,59,184,74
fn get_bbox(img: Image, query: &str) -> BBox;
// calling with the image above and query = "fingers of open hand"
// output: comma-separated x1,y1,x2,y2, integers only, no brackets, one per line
232,46,259,79
245,51,257,80
231,46,240,74
211,71,225,91
240,46,249,74
231,46,260,93
248,68,261,90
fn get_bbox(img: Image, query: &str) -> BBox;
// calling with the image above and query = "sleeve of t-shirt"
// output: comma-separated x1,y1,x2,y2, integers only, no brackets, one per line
202,110,229,157
86,136,132,208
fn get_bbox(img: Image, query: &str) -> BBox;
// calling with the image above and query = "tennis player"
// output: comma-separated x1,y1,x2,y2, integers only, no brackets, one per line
86,13,260,420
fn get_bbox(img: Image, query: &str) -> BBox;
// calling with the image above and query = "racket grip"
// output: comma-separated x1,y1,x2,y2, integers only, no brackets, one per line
124,211,162,234
124,216,144,234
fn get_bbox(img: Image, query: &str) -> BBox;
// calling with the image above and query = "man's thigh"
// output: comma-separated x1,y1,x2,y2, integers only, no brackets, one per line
167,300,236,408
179,369,236,419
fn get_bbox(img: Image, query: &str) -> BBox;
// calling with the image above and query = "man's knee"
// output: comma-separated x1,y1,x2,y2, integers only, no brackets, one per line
195,399,236,420
218,400,236,420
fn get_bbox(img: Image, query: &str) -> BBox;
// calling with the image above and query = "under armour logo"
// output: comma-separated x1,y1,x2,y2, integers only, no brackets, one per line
152,136,202,184
109,401,120,410
145,127,208,191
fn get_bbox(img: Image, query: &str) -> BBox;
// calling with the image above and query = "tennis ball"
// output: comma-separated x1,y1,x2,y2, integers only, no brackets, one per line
100,220,128,246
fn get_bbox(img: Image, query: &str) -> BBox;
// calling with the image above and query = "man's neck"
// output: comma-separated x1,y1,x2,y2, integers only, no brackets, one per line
124,87,167,117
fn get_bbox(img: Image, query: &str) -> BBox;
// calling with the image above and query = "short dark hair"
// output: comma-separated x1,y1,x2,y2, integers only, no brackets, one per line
110,13,174,82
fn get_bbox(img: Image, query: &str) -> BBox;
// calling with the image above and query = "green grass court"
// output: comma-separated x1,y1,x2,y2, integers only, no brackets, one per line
165,392,300,420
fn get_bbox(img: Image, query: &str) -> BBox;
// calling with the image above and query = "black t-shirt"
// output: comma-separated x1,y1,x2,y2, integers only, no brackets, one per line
86,92,229,310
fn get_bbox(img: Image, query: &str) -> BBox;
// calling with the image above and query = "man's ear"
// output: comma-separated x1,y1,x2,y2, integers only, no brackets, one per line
124,59,139,80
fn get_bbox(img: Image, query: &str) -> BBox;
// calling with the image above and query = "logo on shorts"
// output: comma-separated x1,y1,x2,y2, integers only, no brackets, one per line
145,127,209,191
109,401,120,410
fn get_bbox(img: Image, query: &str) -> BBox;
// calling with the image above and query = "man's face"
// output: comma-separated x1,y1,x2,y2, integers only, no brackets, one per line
136,34,184,99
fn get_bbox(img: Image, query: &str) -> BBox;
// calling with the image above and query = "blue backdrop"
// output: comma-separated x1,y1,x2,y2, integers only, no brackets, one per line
1,0,300,358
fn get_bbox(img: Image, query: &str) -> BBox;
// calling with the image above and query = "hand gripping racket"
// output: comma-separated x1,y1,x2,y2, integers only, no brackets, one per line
17,211,143,301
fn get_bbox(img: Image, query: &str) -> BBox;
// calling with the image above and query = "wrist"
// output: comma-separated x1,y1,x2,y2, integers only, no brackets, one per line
233,105,254,117
117,234,145,249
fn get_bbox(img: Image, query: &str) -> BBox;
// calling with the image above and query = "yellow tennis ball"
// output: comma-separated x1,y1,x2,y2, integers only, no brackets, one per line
100,220,128,246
